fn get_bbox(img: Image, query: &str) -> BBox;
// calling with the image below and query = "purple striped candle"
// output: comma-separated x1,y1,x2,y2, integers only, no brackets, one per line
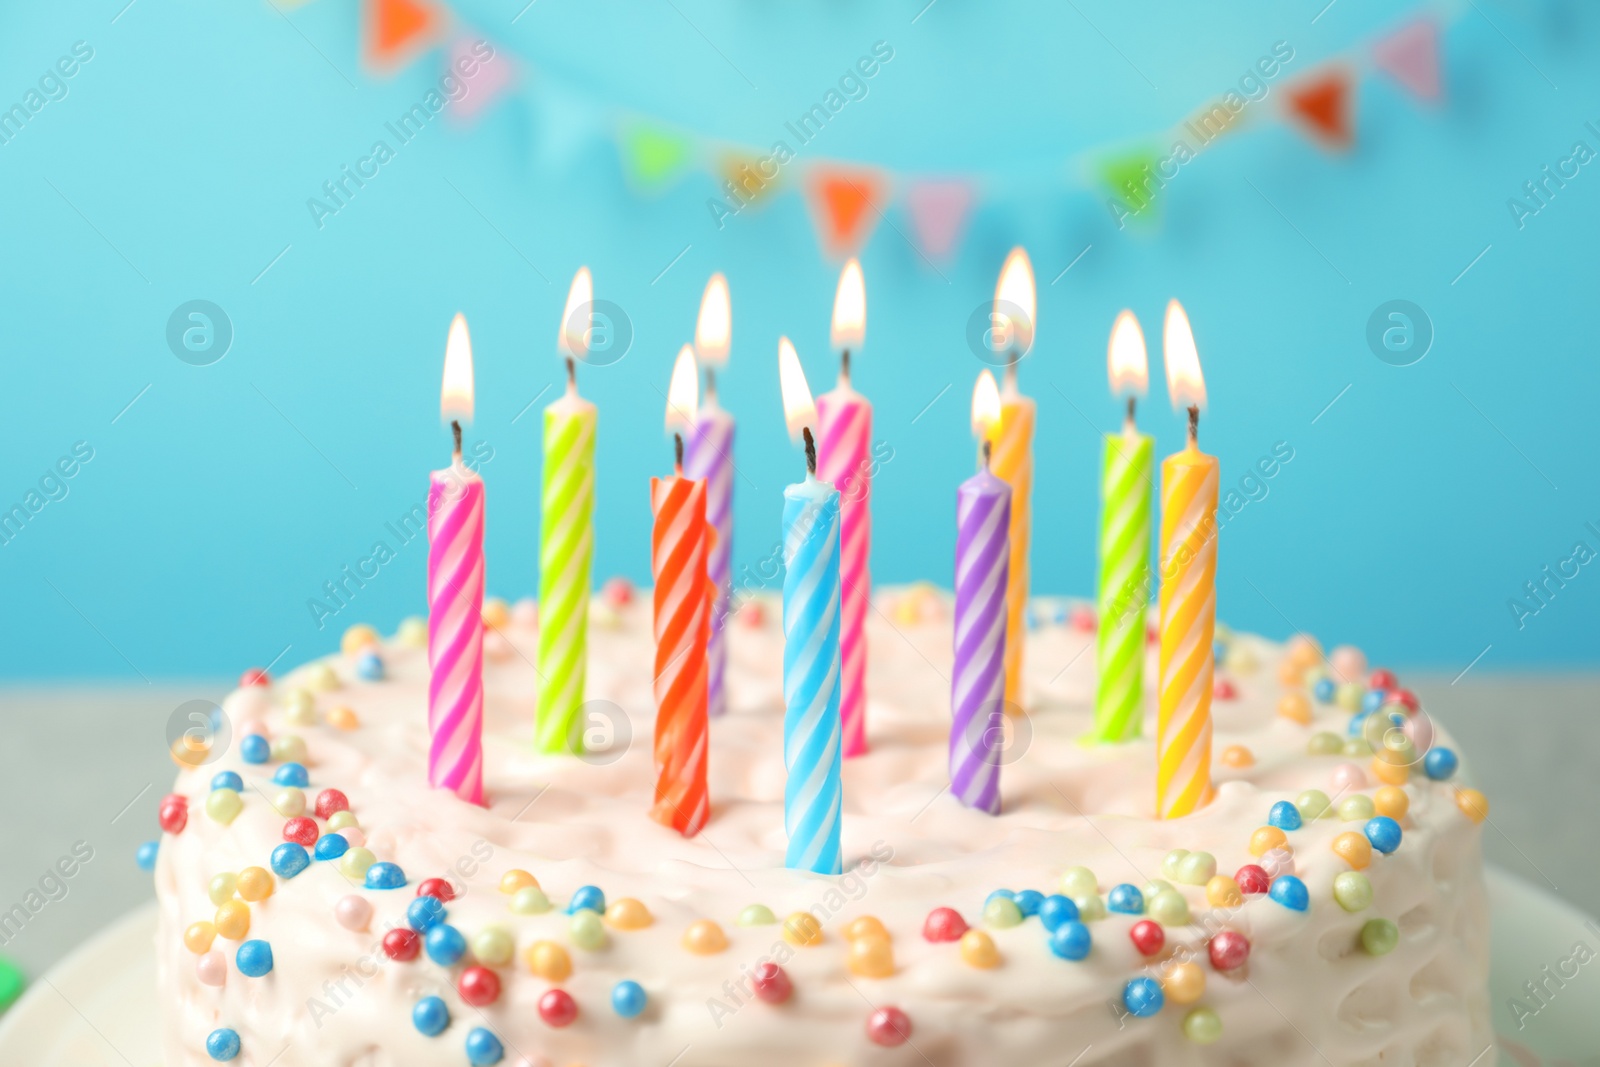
951,457,1010,814
684,394,733,718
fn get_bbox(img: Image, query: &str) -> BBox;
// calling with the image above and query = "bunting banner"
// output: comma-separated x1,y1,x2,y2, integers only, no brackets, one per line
906,180,975,263
362,0,444,73
618,120,694,193
1372,19,1442,104
1284,68,1356,150
806,168,887,259
720,152,784,210
1097,148,1167,225
447,34,516,125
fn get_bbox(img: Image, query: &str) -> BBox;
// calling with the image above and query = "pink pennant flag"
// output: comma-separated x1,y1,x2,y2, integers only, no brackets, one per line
907,180,974,264
448,35,517,125
1371,19,1441,104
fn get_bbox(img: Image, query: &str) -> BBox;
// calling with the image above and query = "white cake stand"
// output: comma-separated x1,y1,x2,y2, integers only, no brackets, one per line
0,867,1593,1066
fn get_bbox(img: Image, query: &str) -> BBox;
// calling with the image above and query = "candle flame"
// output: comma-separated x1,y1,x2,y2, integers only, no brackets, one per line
971,370,1001,438
695,272,731,367
994,247,1036,358
1107,310,1149,397
440,312,474,424
830,258,866,350
777,335,816,444
665,344,699,432
1163,299,1207,412
559,266,593,362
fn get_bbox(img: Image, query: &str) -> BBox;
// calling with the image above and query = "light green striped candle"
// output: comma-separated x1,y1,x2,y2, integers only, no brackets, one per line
1093,428,1153,743
536,380,596,754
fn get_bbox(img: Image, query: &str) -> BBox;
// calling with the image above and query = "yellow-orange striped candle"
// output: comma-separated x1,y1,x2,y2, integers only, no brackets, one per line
984,248,1036,710
1156,300,1218,819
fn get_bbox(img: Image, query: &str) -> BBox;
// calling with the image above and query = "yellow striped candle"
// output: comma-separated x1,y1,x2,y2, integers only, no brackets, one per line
1156,300,1218,819
985,248,1036,710
536,270,598,754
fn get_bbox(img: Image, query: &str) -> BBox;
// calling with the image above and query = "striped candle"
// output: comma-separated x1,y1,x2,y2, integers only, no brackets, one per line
951,452,1010,814
535,362,596,755
815,372,871,758
1093,428,1154,742
683,395,733,718
986,366,1035,711
649,445,711,837
782,434,843,875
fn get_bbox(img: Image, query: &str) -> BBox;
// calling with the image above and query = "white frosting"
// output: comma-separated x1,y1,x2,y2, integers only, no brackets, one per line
158,592,1492,1066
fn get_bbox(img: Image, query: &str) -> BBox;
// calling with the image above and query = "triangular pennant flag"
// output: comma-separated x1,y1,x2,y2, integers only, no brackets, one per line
1284,69,1355,150
719,152,782,208
805,167,887,258
1097,148,1165,226
363,0,444,73
1372,19,1441,104
619,120,693,192
447,35,517,125
906,180,974,263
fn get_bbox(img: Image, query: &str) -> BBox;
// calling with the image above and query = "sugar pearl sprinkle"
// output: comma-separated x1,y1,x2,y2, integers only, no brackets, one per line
162,631,1484,1054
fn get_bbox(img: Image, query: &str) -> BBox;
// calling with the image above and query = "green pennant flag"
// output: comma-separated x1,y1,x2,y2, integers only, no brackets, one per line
1097,147,1165,228
619,120,693,192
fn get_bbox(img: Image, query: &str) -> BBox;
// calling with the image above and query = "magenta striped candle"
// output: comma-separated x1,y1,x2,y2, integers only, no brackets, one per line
684,397,733,718
951,463,1010,814
815,379,871,758
428,451,485,805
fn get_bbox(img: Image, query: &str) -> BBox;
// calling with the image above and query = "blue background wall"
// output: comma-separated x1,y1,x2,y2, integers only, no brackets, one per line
0,0,1596,679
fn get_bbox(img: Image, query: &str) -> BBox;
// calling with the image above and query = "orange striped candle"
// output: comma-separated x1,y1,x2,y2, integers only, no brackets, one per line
985,248,1036,710
1156,300,1218,820
652,353,711,837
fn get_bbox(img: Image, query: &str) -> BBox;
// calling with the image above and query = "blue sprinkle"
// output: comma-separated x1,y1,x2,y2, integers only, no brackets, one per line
270,843,310,880
407,895,448,932
1313,678,1336,704
1361,689,1388,714
365,862,406,890
136,840,159,872
568,885,606,914
356,652,386,682
1122,976,1164,1018
1038,894,1079,932
1047,920,1092,961
1424,747,1458,781
983,889,1015,910
1013,889,1044,918
210,771,243,792
612,979,647,1018
236,940,273,978
1268,800,1303,832
313,834,349,861
424,924,466,966
1106,884,1144,915
412,995,450,1037
1365,816,1403,855
205,1027,241,1061
1269,876,1309,912
1213,640,1227,663
1347,710,1371,737
239,734,270,765
272,763,309,788
464,1027,504,1066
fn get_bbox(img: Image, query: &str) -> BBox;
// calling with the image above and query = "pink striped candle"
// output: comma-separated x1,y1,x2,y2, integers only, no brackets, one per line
428,314,485,805
815,259,870,759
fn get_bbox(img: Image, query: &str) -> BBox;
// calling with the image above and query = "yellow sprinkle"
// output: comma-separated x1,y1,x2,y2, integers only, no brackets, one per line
1277,691,1312,725
1331,831,1372,870
959,929,1000,969
605,898,653,930
214,900,250,941
682,920,728,955
847,935,894,978
1162,960,1206,1005
500,869,539,894
236,867,273,902
1370,756,1410,786
842,916,888,943
524,939,572,980
481,598,511,630
340,624,381,655
782,912,824,947
1205,875,1243,909
326,705,360,731
183,922,216,954
1249,826,1288,858
1455,787,1489,824
1373,785,1410,821
1220,745,1254,768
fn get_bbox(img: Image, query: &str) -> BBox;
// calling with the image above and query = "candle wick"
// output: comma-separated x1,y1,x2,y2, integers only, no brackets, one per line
451,419,463,459
565,357,576,392
982,439,992,470
840,349,851,385
704,366,717,402
1187,404,1199,446
674,432,684,473
802,426,817,476
1125,396,1137,433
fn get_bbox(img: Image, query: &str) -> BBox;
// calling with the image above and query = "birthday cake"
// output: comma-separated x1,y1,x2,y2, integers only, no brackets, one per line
153,590,1492,1066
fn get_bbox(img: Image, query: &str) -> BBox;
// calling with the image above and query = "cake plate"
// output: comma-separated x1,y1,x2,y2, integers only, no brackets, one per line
0,867,1594,1066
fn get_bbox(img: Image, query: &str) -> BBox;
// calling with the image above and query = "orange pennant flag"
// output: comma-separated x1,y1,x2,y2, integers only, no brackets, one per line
363,0,444,73
1284,69,1355,150
806,167,887,259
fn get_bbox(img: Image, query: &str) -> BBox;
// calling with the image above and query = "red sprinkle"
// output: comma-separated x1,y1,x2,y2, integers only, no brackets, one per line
867,1006,912,1047
601,576,634,608
1368,668,1398,691
1146,623,1160,646
1069,607,1097,632
752,961,792,1004
1387,687,1420,713
458,965,501,1007
238,668,271,688
1209,929,1251,971
283,818,319,846
314,789,350,820
1213,678,1237,700
382,928,420,962
538,988,578,1028
1234,865,1271,896
921,907,968,943
158,795,188,835
1129,920,1165,957
416,878,456,902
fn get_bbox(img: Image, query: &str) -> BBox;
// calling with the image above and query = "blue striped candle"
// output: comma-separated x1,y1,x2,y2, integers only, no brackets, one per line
782,434,843,876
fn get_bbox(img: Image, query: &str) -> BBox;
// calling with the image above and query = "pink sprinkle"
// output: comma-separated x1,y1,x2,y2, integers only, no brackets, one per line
602,576,634,608
1329,762,1368,793
196,950,227,987
739,601,766,629
1329,645,1367,684
1069,607,1097,632
335,895,372,932
1213,677,1237,700
339,827,366,848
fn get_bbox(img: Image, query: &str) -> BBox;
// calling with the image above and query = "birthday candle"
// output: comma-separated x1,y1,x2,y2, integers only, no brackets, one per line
650,349,711,836
428,314,485,805
985,248,1037,711
814,259,871,758
951,373,1010,815
778,337,843,876
685,274,733,717
1093,311,1155,744
536,269,597,755
1156,300,1219,820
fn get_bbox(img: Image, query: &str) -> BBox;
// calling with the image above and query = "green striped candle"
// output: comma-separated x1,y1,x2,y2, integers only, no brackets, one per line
536,360,597,755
